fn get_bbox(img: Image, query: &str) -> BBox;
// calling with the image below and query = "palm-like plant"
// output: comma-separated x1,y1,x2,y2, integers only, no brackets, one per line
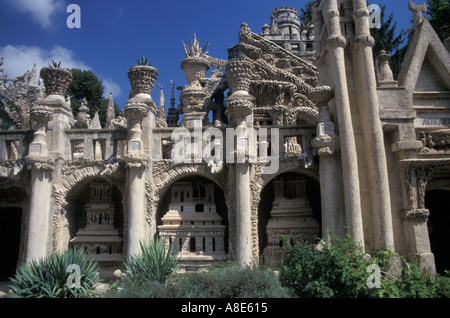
8,248,99,298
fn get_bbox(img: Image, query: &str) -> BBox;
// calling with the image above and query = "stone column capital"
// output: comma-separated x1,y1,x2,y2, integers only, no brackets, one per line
308,86,335,105
123,102,149,120
401,209,430,223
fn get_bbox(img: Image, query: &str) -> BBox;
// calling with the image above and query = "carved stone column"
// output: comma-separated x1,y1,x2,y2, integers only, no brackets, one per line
123,102,149,257
310,86,346,240
25,105,54,262
226,56,256,265
323,0,365,249
39,66,73,160
399,159,446,273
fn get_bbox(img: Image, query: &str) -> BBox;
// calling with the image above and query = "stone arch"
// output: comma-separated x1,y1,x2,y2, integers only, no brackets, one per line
51,162,125,253
255,167,321,266
249,161,319,264
154,168,230,262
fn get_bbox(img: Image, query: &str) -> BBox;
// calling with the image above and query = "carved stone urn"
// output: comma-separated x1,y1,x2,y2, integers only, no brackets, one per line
180,85,207,114
40,66,73,96
181,56,210,87
127,65,159,97
226,57,254,96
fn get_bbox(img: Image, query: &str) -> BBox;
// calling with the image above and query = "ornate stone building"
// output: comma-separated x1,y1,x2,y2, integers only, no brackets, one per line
0,1,449,278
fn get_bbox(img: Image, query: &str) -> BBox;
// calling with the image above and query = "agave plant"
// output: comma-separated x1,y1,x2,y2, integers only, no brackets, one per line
7,248,100,298
137,56,151,66
121,237,179,284
182,33,209,58
48,60,62,68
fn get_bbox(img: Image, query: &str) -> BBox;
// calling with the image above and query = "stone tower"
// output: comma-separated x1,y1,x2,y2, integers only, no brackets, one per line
262,6,315,61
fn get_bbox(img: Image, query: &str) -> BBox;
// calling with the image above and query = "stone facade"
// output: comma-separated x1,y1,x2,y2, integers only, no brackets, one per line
0,1,449,278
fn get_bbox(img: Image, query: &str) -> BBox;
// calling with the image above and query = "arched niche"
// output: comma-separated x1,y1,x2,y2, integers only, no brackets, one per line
156,174,229,264
257,171,321,266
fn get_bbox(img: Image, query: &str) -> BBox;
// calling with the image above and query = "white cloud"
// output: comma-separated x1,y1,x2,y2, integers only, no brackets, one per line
0,44,122,101
12,0,65,29
0,44,90,81
101,77,122,99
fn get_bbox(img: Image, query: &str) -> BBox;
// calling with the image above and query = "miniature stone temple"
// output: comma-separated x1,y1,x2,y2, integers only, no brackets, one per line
1,2,450,278
72,181,123,273
263,176,320,266
158,181,227,268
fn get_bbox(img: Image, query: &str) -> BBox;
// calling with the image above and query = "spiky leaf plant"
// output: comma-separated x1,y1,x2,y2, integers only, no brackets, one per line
122,237,179,284
137,56,151,66
7,248,99,298
49,60,62,68
182,33,209,57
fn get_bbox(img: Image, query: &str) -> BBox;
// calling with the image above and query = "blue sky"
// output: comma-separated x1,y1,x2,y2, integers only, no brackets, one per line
0,0,415,110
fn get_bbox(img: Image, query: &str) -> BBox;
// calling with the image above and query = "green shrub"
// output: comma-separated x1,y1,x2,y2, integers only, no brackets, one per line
280,234,377,298
8,248,99,298
110,265,293,298
121,238,179,285
377,261,450,298
174,265,293,298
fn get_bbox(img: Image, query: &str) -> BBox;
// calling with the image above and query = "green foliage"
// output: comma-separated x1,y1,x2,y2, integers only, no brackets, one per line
7,248,99,298
67,68,104,119
121,238,179,285
426,0,450,40
369,4,407,80
280,234,377,298
299,1,314,34
174,265,293,298
376,257,450,298
137,56,151,66
111,265,293,298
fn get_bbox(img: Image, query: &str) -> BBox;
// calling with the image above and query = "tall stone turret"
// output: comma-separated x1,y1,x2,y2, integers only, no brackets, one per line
262,6,315,61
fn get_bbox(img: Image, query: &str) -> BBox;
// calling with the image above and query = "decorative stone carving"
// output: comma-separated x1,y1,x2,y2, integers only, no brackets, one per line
284,136,302,157
74,99,90,129
263,177,320,267
181,56,210,87
418,129,450,152
123,102,148,161
40,66,73,97
158,181,227,265
72,181,123,268
127,64,158,98
309,86,339,156
377,50,397,87
0,59,43,129
26,105,54,162
180,85,207,114
226,57,254,96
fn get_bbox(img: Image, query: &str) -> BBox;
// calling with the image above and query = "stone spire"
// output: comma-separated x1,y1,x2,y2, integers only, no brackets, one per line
167,80,179,127
155,84,168,128
105,90,116,129
158,84,166,119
